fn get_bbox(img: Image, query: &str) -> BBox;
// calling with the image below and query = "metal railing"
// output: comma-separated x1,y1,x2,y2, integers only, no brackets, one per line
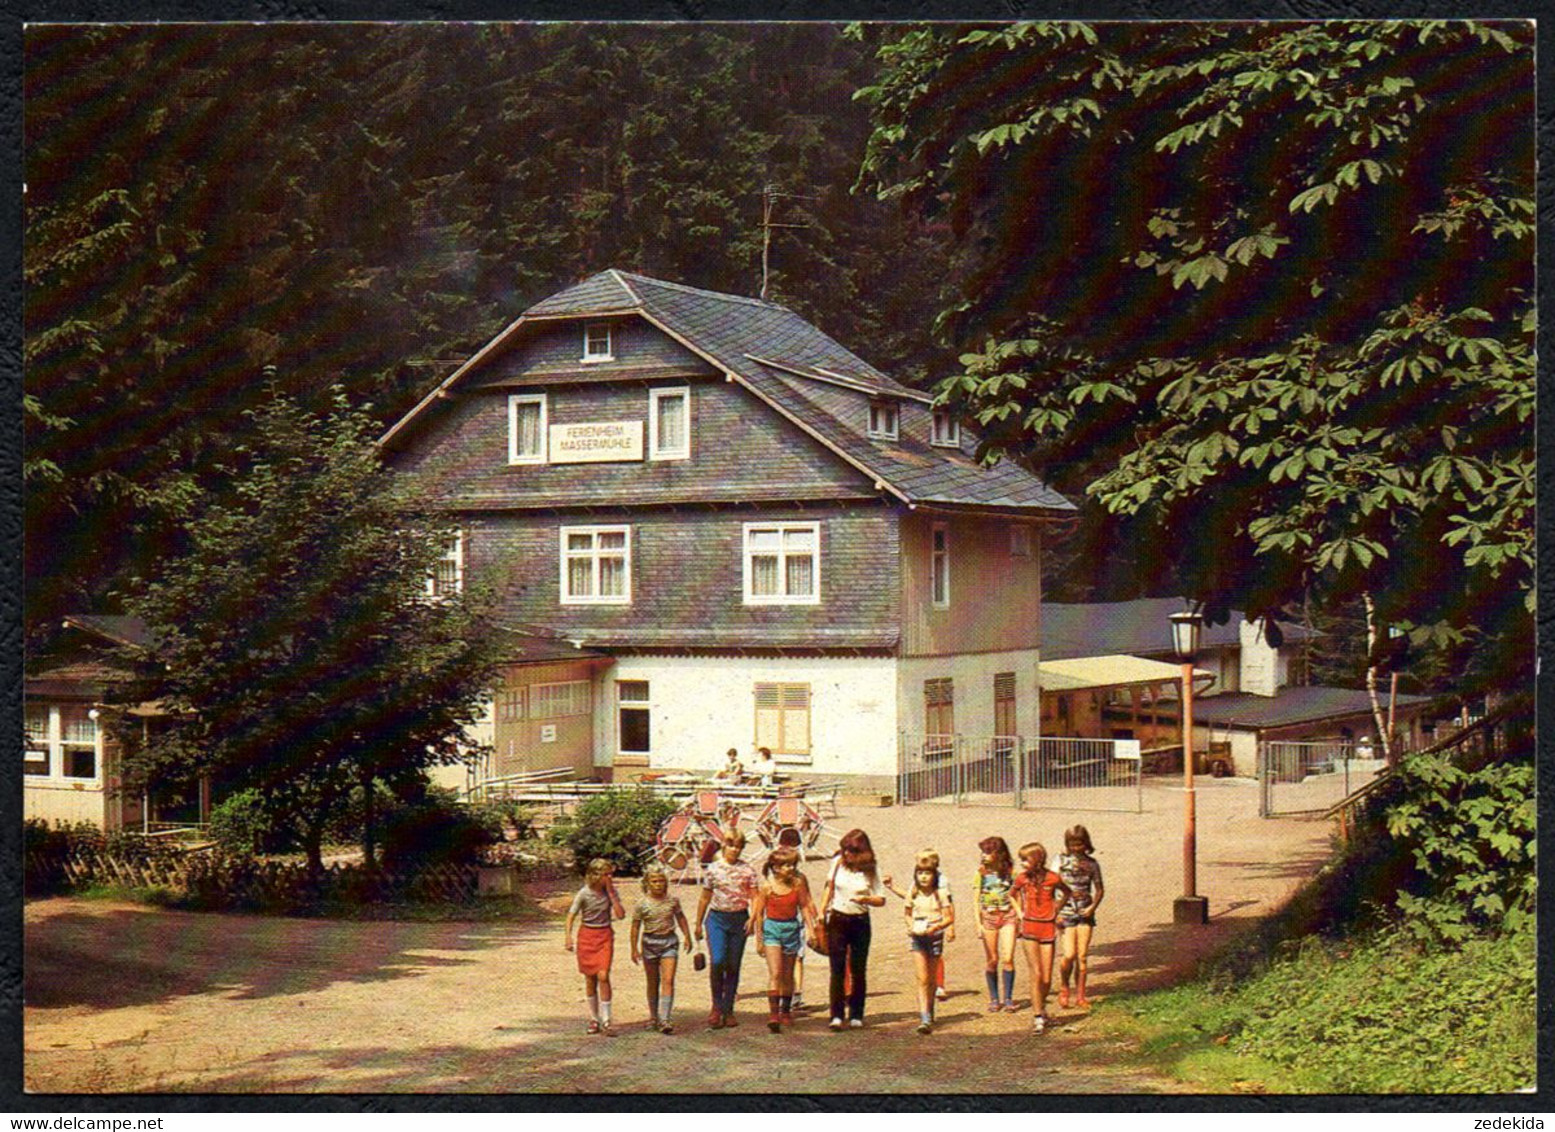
897,734,1142,812
1257,740,1386,817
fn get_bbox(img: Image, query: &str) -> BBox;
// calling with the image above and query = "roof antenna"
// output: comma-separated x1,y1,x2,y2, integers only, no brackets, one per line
760,184,816,300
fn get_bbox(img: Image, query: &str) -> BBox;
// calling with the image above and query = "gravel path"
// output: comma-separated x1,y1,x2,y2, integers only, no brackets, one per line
25,780,1331,1094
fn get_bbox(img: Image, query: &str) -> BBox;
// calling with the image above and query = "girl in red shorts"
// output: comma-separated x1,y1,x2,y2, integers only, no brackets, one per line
1012,842,1071,1034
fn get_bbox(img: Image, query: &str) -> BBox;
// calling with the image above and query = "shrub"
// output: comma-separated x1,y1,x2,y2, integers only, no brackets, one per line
207,788,278,857
546,789,676,876
379,788,499,867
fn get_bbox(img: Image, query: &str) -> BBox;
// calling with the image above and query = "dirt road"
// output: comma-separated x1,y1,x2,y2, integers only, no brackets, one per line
25,781,1332,1094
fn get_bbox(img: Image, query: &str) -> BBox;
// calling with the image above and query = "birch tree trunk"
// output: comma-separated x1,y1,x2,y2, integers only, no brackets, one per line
1361,590,1395,765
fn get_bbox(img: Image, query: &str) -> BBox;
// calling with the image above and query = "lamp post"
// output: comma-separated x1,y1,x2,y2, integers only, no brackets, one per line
1170,610,1209,925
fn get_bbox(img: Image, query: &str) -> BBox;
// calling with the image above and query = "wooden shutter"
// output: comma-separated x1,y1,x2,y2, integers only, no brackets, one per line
755,683,811,756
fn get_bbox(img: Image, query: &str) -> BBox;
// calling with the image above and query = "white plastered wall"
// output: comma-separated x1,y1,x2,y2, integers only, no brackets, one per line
896,648,1043,739
434,696,496,794
595,654,900,779
24,781,108,827
1239,618,1280,697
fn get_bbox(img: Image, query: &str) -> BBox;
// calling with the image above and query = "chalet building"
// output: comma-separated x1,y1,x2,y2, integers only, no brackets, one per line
23,615,192,831
381,270,1076,792
1039,597,1431,776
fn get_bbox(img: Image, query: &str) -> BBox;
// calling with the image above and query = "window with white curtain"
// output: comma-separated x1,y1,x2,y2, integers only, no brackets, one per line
560,525,631,604
743,522,819,605
649,387,690,460
508,393,548,464
426,529,464,598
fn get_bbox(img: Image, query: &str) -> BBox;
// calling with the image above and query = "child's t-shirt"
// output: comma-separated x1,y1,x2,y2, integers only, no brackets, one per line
907,889,946,936
570,885,615,929
974,869,1014,911
1011,870,1065,926
632,893,683,936
1057,853,1102,917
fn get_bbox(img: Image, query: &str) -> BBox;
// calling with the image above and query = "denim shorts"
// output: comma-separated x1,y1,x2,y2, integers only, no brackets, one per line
908,932,944,958
763,917,805,956
640,931,680,962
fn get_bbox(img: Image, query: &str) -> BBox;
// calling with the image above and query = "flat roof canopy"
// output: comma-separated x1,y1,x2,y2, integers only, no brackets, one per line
1038,654,1213,693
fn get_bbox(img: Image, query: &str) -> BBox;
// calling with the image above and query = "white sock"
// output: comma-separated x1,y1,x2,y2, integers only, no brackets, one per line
600,998,612,1027
660,994,674,1024
586,994,599,1022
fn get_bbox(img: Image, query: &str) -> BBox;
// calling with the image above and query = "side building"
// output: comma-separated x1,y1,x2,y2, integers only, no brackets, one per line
381,270,1076,793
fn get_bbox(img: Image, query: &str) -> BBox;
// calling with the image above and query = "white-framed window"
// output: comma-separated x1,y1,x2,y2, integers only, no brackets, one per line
561,525,631,605
649,386,690,461
867,401,899,440
931,524,950,608
617,680,651,755
1009,524,1033,558
530,680,591,719
24,705,50,777
755,682,812,762
582,322,614,362
24,704,100,783
427,529,464,598
743,521,820,605
508,393,548,465
931,410,961,448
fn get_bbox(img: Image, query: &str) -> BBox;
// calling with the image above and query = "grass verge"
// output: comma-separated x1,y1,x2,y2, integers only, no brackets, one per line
1095,924,1535,1093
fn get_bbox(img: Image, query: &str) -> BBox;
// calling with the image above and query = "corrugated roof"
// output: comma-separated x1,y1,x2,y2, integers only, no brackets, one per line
1188,686,1432,730
493,625,608,665
1039,655,1212,693
1042,599,1315,661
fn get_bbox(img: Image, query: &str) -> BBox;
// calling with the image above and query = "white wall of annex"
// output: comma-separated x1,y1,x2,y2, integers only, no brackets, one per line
25,782,108,827
896,648,1043,738
594,654,900,778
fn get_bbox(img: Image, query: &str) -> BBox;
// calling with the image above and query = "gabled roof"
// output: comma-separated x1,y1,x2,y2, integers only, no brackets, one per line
1041,598,1316,662
61,614,153,651
382,270,1074,516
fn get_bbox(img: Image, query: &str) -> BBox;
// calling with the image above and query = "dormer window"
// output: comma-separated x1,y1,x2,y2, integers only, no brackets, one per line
582,322,614,362
931,410,961,448
867,401,899,440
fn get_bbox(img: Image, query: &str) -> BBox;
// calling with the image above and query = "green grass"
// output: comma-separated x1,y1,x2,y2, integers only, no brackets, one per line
1101,925,1535,1093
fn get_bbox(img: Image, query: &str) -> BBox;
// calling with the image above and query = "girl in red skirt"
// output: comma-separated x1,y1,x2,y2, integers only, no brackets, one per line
564,857,626,1034
1012,842,1070,1034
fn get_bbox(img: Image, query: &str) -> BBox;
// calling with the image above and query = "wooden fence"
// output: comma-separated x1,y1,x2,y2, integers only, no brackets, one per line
24,845,483,907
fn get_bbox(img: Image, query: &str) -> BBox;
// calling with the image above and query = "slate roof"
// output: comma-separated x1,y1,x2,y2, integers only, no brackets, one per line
1185,686,1432,730
1041,598,1316,662
383,270,1074,516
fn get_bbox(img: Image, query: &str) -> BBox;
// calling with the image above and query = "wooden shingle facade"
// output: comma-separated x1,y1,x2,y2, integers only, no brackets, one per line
383,271,1075,789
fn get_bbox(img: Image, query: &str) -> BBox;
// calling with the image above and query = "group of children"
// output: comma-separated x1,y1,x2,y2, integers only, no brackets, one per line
562,824,1104,1039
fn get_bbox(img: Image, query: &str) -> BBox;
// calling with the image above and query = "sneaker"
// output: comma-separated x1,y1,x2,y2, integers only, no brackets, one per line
987,1000,1001,1013
916,1021,932,1035
660,1022,675,1034
768,1013,781,1033
829,1017,844,1031
849,1018,864,1029
935,987,948,1001
586,1020,601,1035
723,1012,739,1028
707,1010,725,1030
791,995,804,1012
780,1012,794,1027
1032,1014,1047,1034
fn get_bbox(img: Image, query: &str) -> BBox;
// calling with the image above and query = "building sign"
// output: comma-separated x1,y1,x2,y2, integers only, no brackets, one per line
550,421,643,463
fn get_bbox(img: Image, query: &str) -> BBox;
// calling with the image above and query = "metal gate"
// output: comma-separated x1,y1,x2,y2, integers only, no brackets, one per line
1258,740,1385,816
897,734,1142,813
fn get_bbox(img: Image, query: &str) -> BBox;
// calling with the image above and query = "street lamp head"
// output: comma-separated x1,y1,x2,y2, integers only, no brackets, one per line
1169,609,1203,662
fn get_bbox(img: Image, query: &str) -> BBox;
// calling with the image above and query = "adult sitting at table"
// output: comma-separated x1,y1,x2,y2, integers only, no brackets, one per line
715,748,744,781
750,747,778,788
